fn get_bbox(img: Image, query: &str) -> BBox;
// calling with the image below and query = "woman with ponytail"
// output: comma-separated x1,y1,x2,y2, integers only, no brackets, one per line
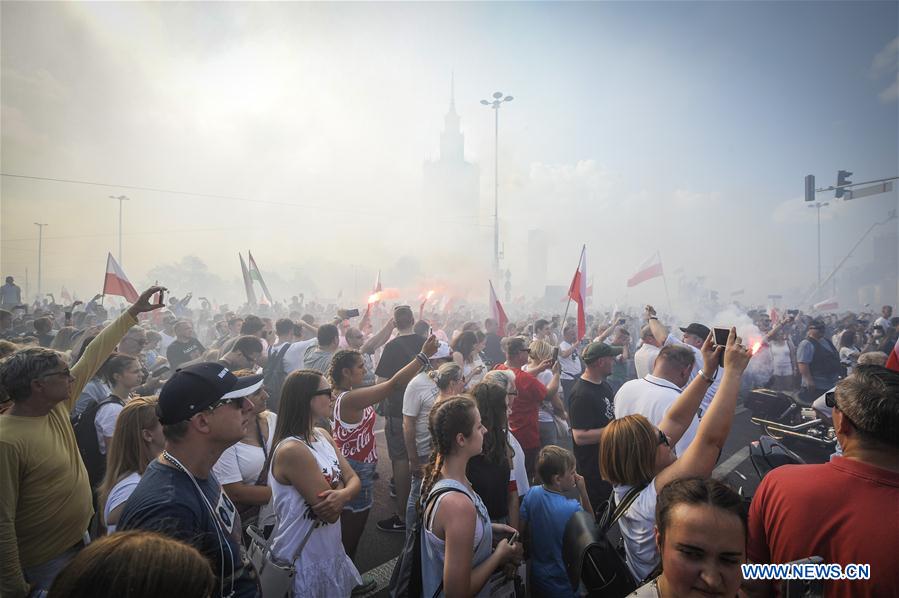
420,397,523,598
403,360,463,531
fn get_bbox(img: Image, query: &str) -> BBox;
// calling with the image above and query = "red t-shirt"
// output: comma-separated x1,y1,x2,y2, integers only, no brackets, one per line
495,364,546,450
747,457,899,597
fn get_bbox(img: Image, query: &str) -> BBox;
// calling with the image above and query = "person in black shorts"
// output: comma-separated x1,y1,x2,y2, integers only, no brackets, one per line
373,305,424,533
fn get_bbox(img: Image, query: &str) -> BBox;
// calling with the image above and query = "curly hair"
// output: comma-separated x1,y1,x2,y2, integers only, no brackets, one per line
0,347,65,402
419,396,478,508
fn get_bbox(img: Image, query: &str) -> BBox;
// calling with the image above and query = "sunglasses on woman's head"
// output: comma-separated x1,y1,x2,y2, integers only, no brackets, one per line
312,387,332,397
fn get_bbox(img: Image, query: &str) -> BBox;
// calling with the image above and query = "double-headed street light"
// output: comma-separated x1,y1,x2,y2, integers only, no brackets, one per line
481,91,513,277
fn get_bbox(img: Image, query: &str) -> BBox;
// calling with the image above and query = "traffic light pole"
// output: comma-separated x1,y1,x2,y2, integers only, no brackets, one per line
813,175,898,196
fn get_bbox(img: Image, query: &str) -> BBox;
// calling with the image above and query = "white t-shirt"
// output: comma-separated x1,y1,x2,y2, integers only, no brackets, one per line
663,334,721,414
104,471,141,533
634,343,661,380
270,340,315,375
402,372,440,458
614,375,700,457
507,431,530,497
558,341,582,380
768,340,793,376
213,411,278,485
95,400,125,455
615,480,660,581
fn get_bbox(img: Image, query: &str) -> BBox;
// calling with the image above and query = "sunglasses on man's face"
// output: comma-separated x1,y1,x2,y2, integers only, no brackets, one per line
206,397,247,412
824,391,836,408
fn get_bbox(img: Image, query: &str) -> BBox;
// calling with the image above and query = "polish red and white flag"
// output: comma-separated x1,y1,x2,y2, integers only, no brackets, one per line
567,245,587,339
627,252,663,288
489,280,509,336
812,297,839,311
102,253,138,302
886,339,898,372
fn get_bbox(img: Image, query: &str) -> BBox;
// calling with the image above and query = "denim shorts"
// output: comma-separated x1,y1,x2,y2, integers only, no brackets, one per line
344,458,376,512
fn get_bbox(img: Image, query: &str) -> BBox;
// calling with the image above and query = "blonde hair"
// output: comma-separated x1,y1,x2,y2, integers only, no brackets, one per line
430,362,463,391
483,369,515,391
599,415,658,486
528,339,554,363
97,397,160,525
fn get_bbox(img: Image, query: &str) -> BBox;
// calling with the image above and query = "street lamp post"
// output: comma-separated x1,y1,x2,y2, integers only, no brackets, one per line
807,201,829,289
109,195,130,266
34,222,48,300
481,91,513,277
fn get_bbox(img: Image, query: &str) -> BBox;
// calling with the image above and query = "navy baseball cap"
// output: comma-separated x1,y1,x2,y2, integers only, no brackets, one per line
156,362,260,425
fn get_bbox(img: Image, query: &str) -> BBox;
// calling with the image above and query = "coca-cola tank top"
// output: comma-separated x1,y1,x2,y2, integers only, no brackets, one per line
332,391,378,464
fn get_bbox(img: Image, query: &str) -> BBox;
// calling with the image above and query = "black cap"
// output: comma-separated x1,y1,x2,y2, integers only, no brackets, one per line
679,323,711,340
583,342,623,362
156,362,259,425
808,319,826,330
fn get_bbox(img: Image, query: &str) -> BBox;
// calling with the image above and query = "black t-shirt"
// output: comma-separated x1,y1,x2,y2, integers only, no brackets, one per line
119,460,260,598
568,377,615,508
467,454,511,520
167,338,206,369
483,333,505,367
375,333,424,418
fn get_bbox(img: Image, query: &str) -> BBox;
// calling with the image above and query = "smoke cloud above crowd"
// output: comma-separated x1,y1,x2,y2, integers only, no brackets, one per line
2,2,897,316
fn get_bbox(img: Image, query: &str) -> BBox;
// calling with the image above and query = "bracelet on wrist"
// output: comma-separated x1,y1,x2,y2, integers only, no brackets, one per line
697,368,715,384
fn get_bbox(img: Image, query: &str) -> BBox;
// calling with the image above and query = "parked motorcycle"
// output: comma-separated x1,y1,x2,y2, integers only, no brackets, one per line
744,388,836,460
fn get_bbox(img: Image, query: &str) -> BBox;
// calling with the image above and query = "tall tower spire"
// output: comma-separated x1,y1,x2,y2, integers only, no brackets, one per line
440,72,464,162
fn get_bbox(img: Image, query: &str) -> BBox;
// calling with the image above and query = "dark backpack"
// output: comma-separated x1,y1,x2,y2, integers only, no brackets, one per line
563,484,646,597
388,486,464,598
262,343,291,413
73,395,125,491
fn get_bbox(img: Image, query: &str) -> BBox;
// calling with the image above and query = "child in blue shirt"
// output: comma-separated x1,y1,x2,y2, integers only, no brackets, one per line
520,445,593,597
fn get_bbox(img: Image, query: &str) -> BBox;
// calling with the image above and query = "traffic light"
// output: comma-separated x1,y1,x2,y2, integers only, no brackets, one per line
835,170,852,198
805,174,815,202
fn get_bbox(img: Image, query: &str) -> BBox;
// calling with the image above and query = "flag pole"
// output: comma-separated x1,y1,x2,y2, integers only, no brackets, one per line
561,245,586,340
659,250,674,316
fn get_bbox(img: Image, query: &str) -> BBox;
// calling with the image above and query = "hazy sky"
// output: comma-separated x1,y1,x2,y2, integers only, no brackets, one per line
2,1,897,310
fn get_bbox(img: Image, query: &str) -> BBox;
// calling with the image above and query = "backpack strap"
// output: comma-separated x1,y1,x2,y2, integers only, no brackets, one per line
421,486,467,598
423,486,468,531
608,483,648,528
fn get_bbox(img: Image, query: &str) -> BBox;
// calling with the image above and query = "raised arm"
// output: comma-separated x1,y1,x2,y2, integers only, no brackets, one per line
340,335,438,418
67,286,165,412
645,305,668,346
657,328,752,490
360,317,395,355
658,332,720,445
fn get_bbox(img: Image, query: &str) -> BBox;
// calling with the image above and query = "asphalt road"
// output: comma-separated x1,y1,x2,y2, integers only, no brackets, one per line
352,403,832,596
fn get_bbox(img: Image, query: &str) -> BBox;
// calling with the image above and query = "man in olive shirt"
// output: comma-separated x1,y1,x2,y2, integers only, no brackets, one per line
0,286,164,597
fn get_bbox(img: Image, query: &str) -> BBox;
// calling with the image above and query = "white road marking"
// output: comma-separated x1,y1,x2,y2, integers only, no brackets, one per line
713,446,750,478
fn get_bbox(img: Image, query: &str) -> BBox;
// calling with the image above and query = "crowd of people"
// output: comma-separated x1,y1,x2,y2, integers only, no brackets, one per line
0,278,897,597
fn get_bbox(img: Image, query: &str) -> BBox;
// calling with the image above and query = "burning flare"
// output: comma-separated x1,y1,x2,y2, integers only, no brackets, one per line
750,340,762,356
368,292,382,304
426,290,435,300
